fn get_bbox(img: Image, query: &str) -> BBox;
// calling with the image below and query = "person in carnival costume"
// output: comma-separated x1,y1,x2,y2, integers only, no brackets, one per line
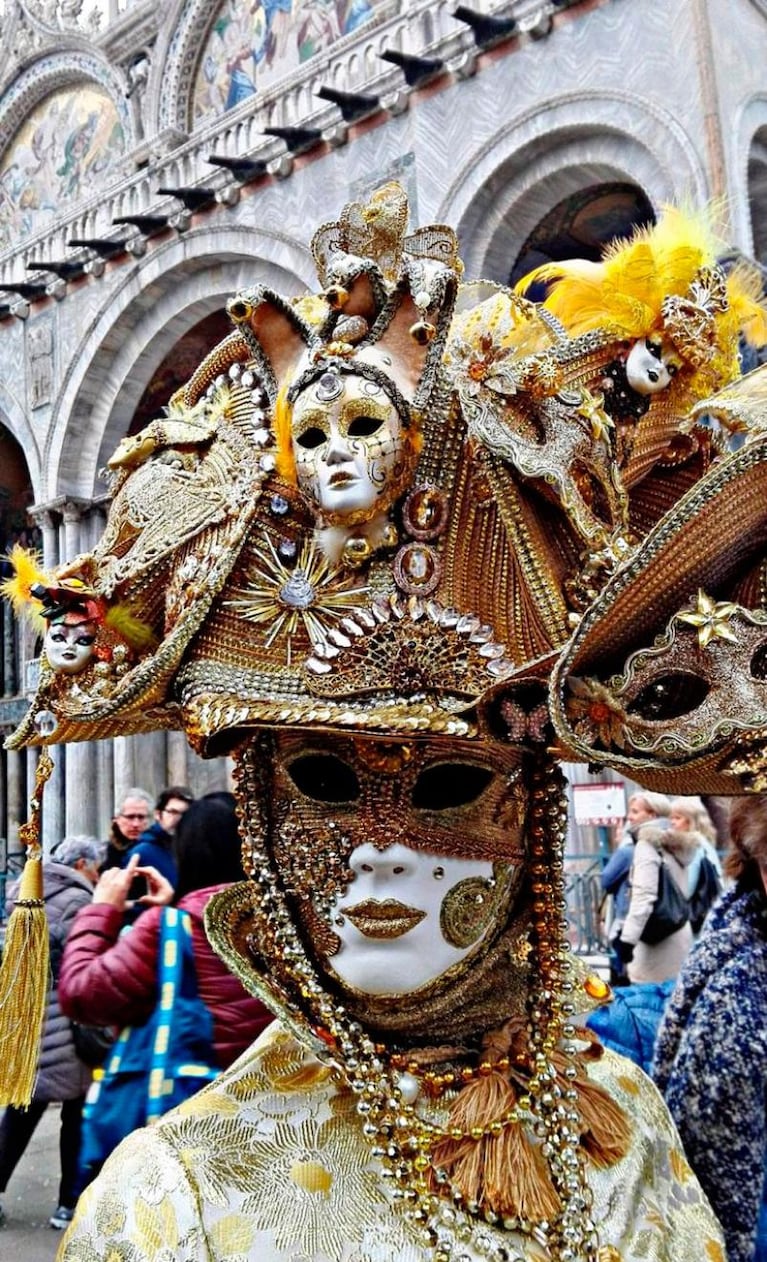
3,184,766,1262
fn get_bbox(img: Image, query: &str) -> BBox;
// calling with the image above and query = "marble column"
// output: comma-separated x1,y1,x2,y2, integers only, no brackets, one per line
44,745,65,853
66,739,99,837
5,748,25,863
60,503,100,836
37,508,60,569
113,735,138,808
167,730,190,787
2,599,15,697
31,508,62,850
97,739,115,841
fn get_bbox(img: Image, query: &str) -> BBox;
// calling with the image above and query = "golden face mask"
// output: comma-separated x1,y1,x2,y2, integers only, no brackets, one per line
291,371,408,523
270,732,528,990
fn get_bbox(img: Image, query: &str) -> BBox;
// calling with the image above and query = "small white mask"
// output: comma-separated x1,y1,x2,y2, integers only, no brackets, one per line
44,620,97,674
291,371,406,519
625,337,680,395
327,841,499,995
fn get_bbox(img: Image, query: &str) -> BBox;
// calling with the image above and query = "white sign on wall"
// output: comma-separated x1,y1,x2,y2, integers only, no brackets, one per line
572,782,626,825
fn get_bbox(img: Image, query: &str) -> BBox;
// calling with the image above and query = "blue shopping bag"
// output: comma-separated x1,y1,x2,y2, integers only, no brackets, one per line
78,907,218,1182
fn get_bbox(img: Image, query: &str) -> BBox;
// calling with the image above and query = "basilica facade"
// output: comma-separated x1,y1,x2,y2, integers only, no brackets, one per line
0,0,765,854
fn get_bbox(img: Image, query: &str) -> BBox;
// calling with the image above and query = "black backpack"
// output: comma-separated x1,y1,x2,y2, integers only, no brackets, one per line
688,854,722,934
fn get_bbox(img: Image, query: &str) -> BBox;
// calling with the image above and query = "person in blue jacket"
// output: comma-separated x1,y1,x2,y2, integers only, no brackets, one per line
121,785,194,897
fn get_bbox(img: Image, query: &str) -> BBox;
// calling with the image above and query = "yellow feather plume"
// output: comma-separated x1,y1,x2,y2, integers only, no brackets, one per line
0,546,49,633
103,603,158,653
514,204,734,343
727,263,767,348
273,382,298,484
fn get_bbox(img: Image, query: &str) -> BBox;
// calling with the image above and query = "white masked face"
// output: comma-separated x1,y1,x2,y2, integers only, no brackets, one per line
291,370,406,519
273,735,527,999
625,336,681,395
328,842,497,994
44,620,97,674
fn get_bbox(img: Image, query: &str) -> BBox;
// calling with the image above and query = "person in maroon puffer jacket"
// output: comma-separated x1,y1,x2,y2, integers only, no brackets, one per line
59,798,273,1070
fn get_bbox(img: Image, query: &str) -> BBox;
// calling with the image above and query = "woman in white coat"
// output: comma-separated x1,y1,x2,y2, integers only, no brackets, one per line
615,822,700,983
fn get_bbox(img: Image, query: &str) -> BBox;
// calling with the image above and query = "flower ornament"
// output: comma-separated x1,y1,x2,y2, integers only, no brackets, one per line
565,677,629,748
676,590,739,647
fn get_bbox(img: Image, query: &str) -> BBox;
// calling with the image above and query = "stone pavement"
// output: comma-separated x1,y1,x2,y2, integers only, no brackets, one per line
0,1102,64,1261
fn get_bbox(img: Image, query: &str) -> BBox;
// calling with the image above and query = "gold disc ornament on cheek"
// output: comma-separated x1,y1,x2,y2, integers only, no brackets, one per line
439,875,500,948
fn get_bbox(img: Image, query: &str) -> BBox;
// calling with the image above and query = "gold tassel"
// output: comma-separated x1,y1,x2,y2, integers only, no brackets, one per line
569,1068,632,1168
0,750,53,1108
427,1071,561,1222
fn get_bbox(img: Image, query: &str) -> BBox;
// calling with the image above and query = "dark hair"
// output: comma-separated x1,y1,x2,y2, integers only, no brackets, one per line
172,798,245,899
201,790,236,810
155,784,194,812
724,795,767,889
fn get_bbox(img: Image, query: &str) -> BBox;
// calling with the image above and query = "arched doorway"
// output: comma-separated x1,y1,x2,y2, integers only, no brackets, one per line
509,182,656,287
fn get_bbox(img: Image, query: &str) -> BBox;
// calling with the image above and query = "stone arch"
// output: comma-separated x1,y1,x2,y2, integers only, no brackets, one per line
152,0,217,134
738,95,767,264
46,222,314,501
439,92,708,283
0,382,41,497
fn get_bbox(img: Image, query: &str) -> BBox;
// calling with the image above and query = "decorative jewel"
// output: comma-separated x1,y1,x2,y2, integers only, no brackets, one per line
277,538,297,562
33,710,58,737
334,315,369,344
584,974,611,1001
433,866,445,880
380,522,399,550
324,284,349,310
676,589,739,647
402,485,448,541
315,371,344,402
393,543,442,596
410,320,437,345
225,535,368,662
269,495,290,517
576,389,614,442
439,876,500,948
342,536,373,568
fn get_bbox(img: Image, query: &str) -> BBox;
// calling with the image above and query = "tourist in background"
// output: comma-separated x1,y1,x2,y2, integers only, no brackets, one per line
653,795,767,1262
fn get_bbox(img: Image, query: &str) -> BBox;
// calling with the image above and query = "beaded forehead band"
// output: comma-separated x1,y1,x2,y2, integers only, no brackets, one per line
286,355,414,429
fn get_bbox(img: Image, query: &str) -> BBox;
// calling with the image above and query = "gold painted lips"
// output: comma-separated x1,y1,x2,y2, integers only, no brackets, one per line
341,899,426,940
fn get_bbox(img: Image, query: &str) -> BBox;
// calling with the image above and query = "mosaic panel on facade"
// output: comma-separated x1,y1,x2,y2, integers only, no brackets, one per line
0,84,125,251
192,0,381,121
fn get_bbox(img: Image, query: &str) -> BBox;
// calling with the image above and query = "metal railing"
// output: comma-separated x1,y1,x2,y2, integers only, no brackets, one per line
565,854,608,956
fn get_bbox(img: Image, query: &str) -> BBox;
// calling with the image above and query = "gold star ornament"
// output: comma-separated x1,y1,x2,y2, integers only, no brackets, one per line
677,590,740,647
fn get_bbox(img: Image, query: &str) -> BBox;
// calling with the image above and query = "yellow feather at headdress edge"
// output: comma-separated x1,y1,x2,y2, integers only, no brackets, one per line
102,603,159,653
727,262,767,348
514,204,734,342
0,545,49,633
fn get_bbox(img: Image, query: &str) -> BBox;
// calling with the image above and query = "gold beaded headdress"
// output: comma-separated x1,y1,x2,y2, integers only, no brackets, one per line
550,407,767,794
3,184,767,1257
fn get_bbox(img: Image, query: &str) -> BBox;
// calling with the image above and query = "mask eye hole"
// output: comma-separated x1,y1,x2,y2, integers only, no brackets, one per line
412,764,494,810
348,415,383,439
750,643,767,679
295,426,326,450
286,754,360,803
645,337,663,360
627,673,709,721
